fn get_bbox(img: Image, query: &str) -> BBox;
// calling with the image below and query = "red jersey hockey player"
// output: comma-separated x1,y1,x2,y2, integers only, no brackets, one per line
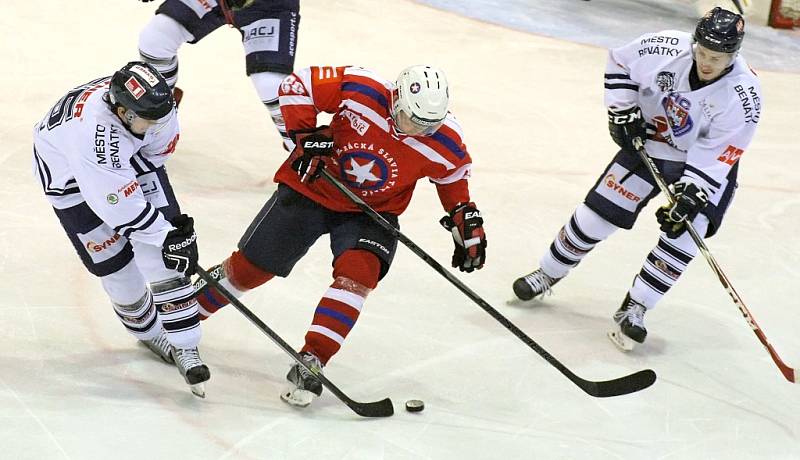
195,65,487,407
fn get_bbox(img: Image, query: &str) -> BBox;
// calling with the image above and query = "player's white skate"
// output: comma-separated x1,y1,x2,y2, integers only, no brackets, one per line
281,352,324,407
607,294,648,352
171,347,211,398
512,268,562,301
140,328,174,364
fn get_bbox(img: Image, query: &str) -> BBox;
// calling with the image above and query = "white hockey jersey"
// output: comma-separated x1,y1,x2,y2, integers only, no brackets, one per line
32,76,180,247
604,30,761,202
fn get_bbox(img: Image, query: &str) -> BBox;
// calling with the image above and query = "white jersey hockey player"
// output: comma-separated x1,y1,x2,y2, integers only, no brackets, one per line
32,62,210,396
512,8,761,350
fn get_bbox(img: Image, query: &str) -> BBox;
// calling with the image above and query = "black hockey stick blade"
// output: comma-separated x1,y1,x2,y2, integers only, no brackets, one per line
574,369,657,398
196,267,394,417
341,395,394,417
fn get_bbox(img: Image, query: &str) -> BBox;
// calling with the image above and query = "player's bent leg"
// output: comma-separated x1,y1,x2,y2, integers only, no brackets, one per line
281,250,380,407
609,215,710,351
101,261,175,364
514,203,619,301
133,239,209,396
250,71,292,150
194,250,275,320
138,14,195,88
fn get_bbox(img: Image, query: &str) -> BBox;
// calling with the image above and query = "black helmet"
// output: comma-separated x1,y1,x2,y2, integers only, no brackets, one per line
109,62,174,120
694,7,745,54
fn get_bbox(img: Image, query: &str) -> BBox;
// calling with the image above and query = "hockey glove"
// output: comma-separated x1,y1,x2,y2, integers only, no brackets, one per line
608,106,647,153
440,202,487,273
289,126,335,184
161,214,199,276
655,181,709,238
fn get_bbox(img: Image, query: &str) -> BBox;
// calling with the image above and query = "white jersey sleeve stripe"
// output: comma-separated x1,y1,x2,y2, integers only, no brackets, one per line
402,136,456,170
344,99,390,132
430,163,472,185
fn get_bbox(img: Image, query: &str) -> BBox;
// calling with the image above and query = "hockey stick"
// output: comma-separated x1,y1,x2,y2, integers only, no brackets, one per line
632,138,796,383
195,267,395,417
320,169,656,397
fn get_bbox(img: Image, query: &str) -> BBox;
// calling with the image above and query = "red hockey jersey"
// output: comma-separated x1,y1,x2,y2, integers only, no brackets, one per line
274,66,473,215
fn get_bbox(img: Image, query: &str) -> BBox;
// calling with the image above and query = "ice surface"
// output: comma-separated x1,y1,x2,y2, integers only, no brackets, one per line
2,1,799,458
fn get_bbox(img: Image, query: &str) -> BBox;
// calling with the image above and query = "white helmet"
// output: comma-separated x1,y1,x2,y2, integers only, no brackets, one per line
392,65,449,136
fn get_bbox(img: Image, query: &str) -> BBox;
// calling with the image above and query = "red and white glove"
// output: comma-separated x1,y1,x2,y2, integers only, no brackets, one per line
440,202,487,273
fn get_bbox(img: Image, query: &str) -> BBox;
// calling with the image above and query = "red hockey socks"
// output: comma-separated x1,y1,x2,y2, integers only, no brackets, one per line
301,250,380,365
197,250,275,320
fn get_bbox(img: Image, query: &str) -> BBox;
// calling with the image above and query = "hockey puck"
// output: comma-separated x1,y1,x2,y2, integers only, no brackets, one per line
405,399,425,412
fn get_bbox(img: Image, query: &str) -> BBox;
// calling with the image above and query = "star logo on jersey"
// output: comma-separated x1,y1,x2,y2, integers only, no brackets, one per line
339,152,389,190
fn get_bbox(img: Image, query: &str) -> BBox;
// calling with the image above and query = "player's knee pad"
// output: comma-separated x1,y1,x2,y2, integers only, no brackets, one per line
225,250,276,290
138,14,194,60
152,276,196,317
112,290,160,340
100,260,148,306
575,203,619,241
152,276,200,348
333,250,381,292
194,251,274,319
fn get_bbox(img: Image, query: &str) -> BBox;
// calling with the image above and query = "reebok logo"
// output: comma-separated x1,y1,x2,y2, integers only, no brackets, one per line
167,233,197,251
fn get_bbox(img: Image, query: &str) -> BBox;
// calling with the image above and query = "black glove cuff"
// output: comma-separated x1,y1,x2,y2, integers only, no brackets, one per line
439,215,454,231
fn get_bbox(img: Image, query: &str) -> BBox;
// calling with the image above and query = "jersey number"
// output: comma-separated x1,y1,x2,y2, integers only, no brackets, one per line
41,77,109,131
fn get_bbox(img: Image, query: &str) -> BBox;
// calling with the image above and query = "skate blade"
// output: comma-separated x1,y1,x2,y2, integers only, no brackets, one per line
190,382,206,398
607,329,636,352
280,387,315,407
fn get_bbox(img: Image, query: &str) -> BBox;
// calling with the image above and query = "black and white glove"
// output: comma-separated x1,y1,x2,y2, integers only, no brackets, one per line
161,214,199,276
289,126,335,184
608,106,647,152
655,181,709,238
440,202,487,273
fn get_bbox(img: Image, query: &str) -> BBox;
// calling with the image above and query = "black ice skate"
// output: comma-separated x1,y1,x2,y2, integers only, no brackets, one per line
608,294,648,351
141,327,174,364
171,347,211,398
281,352,324,407
513,268,562,301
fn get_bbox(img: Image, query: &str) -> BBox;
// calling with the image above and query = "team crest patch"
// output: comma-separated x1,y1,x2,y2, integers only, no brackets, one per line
339,151,389,190
661,92,693,137
656,71,675,92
